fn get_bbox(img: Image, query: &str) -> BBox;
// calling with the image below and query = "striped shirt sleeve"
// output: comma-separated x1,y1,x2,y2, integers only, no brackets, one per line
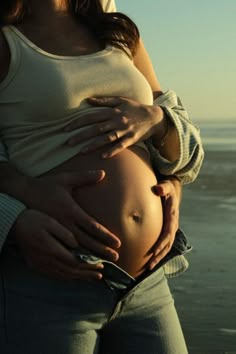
0,194,26,253
0,142,26,253
145,90,204,184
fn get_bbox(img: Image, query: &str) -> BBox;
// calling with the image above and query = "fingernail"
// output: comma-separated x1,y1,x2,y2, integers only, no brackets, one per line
149,262,155,270
115,240,121,249
96,273,103,280
110,252,119,261
97,263,104,269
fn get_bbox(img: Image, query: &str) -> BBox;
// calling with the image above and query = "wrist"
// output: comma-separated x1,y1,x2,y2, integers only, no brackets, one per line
168,176,182,204
151,106,169,142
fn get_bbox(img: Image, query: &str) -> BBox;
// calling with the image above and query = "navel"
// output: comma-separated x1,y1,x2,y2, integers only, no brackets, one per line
130,210,143,224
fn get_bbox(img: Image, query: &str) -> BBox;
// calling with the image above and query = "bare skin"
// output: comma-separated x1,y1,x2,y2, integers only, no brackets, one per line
0,0,181,279
40,146,163,277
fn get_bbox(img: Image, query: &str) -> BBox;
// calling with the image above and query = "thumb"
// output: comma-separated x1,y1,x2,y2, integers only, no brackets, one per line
153,181,171,197
65,170,106,187
88,96,122,107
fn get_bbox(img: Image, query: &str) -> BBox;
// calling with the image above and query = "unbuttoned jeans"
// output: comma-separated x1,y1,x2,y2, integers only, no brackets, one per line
0,248,188,354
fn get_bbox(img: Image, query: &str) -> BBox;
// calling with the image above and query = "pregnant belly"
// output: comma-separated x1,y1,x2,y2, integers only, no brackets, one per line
43,146,163,277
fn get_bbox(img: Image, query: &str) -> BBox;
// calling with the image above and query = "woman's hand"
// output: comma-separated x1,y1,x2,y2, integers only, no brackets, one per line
65,96,164,158
10,209,104,281
147,178,181,270
26,170,121,262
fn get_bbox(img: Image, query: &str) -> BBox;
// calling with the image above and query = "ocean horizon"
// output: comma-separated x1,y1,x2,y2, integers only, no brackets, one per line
194,120,236,151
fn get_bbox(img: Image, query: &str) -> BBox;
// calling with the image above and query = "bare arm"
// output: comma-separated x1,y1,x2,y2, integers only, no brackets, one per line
132,39,204,184
133,39,180,162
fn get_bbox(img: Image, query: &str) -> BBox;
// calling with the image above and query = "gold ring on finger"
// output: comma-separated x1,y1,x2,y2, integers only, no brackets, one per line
113,130,119,140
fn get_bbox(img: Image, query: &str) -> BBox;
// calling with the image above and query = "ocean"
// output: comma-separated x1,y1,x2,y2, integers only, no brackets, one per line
196,120,236,151
170,121,236,353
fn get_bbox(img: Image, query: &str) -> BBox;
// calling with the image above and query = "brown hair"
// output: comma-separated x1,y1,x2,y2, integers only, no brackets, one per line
0,0,140,56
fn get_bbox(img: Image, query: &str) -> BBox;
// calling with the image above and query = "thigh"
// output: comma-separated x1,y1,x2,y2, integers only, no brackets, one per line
100,268,188,354
0,252,116,354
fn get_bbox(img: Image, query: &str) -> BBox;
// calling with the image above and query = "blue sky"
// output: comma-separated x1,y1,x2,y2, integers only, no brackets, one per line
116,0,236,121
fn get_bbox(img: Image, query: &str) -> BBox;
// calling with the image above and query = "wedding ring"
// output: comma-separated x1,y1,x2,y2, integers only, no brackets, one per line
114,131,119,140
109,130,119,141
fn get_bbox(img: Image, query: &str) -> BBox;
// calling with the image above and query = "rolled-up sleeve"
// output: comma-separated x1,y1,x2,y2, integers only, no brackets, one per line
0,140,26,253
145,90,204,184
0,194,26,253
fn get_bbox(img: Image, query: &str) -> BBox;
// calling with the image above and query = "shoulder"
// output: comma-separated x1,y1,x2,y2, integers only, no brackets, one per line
0,28,10,82
100,0,117,13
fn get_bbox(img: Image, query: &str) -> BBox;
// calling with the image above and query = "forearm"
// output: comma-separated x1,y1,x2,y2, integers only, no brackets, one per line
0,161,34,205
150,103,180,162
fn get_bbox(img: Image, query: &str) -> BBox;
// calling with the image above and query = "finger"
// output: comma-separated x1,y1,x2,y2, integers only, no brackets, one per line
162,207,179,237
102,135,134,158
153,233,173,256
43,230,85,267
79,129,128,154
64,110,113,132
67,127,103,146
97,117,121,134
41,259,104,281
74,227,119,262
47,218,79,249
69,206,121,249
154,180,172,197
67,118,120,147
148,244,171,270
42,268,103,281
154,215,177,254
88,96,126,107
62,170,106,187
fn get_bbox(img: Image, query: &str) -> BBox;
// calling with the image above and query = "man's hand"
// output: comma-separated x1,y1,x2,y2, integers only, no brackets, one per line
24,170,121,262
147,178,181,270
10,209,104,281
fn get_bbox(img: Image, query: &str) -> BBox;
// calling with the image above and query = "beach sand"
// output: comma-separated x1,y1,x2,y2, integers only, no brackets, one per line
169,150,236,354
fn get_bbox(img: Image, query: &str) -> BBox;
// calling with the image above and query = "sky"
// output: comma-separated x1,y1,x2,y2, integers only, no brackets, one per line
116,0,236,122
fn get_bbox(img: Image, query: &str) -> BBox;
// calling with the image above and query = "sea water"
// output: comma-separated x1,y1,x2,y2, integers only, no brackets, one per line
196,120,236,151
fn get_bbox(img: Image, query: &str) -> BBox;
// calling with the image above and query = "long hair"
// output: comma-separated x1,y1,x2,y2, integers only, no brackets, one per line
0,0,140,56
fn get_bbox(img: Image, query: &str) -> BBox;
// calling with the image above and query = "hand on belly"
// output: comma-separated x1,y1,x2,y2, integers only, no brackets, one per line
72,146,163,277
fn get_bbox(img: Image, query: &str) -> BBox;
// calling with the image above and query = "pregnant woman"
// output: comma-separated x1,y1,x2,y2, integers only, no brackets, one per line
0,0,204,353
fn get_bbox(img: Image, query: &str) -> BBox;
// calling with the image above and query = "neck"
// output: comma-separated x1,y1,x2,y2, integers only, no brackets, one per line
28,0,70,24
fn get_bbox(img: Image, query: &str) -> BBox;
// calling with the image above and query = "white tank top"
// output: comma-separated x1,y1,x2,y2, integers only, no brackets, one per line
0,25,153,176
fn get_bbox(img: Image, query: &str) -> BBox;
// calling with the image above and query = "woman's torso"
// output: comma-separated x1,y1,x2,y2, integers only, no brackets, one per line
0,19,162,277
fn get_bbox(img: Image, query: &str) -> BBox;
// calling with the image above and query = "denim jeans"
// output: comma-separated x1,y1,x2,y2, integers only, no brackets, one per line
0,247,188,354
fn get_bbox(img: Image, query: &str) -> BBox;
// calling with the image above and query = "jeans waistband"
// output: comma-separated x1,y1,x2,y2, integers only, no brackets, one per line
73,228,192,290
73,248,136,291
